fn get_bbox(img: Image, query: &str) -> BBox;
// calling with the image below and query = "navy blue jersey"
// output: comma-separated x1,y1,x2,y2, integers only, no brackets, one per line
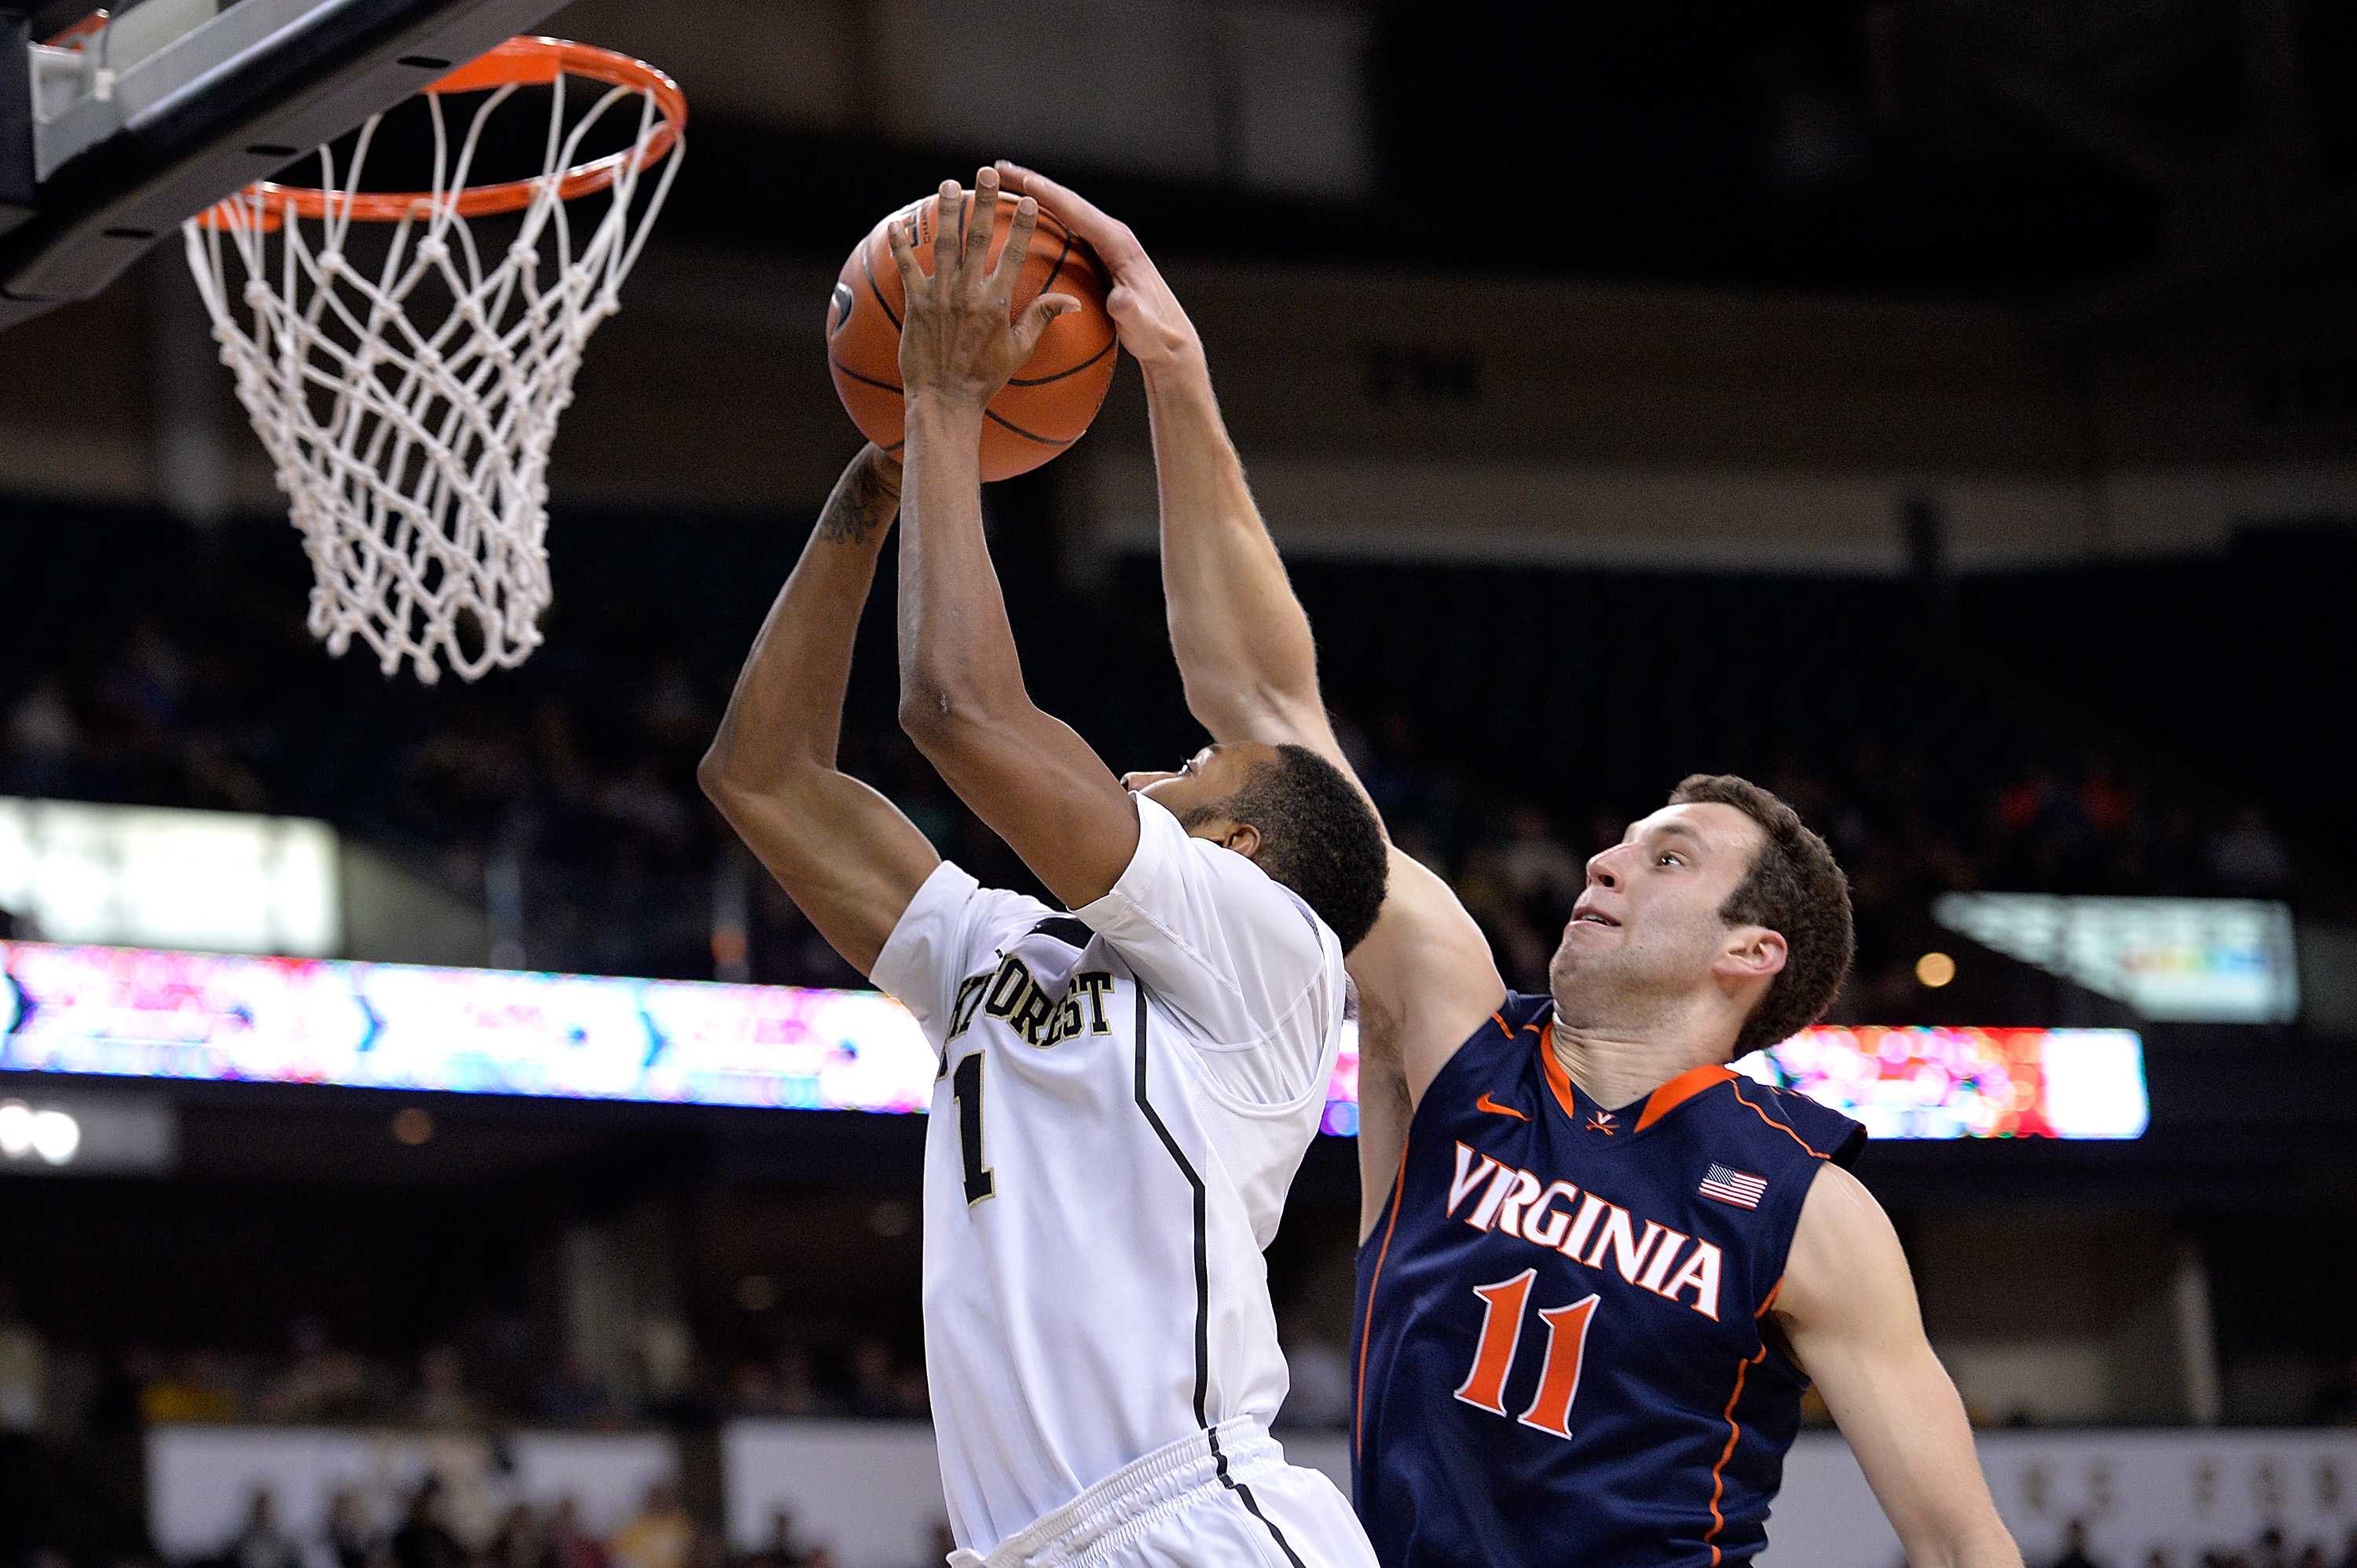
1351,992,1865,1568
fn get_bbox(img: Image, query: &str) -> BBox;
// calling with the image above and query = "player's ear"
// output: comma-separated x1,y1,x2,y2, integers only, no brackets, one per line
1221,822,1263,861
1714,926,1786,984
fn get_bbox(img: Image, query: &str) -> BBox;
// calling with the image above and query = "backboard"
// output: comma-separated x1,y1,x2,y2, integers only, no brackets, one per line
0,0,570,332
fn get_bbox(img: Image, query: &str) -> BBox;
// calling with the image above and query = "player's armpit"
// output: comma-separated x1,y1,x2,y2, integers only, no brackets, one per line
1775,1165,2024,1568
1351,985,1414,1244
1350,846,1508,1105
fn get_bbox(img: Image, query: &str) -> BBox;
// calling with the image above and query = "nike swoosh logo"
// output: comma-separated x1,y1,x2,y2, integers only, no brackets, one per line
1475,1094,1528,1121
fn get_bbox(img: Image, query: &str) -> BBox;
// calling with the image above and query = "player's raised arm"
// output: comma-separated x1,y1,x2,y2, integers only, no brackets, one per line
1775,1164,2024,1568
698,445,941,979
994,160,1333,767
998,163,1503,1187
886,170,1142,910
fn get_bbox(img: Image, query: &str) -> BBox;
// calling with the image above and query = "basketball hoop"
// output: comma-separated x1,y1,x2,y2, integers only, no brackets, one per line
182,38,686,683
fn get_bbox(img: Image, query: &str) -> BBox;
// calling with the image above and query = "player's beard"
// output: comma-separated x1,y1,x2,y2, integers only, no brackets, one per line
1545,908,1728,1042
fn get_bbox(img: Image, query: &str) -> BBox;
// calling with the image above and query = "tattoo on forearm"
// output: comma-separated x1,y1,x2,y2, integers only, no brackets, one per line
816,456,900,545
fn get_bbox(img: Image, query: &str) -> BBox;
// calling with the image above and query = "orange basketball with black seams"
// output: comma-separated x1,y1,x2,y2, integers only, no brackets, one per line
827,190,1119,482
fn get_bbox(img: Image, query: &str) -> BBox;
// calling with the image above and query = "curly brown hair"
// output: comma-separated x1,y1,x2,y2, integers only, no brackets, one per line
1669,773,1855,1058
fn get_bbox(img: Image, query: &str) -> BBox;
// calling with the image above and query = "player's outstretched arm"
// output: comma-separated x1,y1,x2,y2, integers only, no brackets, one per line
698,445,940,979
888,170,1142,910
999,163,1505,1146
1775,1165,2024,1568
995,161,1334,768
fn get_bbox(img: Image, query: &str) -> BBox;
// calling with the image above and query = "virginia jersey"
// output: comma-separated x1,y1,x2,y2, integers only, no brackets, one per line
874,795,1355,1560
1351,992,1865,1568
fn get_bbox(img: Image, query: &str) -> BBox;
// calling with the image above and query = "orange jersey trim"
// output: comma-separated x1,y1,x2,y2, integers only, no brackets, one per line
1703,1346,1769,1566
1354,1129,1409,1460
1541,1027,1739,1135
1728,1078,1832,1160
1635,1063,1738,1133
1538,1022,1581,1123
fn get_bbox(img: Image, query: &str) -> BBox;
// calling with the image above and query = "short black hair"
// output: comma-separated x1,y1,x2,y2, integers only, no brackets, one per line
1183,744,1388,952
1668,773,1854,1057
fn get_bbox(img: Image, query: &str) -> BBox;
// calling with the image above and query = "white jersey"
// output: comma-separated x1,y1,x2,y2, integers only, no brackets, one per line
872,794,1348,1559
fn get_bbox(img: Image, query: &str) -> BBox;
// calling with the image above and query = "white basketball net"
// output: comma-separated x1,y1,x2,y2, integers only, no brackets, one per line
183,67,681,682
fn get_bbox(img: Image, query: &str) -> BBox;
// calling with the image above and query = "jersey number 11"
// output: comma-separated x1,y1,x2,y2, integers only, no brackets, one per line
1453,1268,1599,1439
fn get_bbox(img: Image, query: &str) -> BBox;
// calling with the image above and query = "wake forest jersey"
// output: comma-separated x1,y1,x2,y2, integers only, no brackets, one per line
1351,993,1867,1568
873,796,1349,1559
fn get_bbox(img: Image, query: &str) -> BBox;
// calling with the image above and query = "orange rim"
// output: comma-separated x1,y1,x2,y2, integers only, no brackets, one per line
195,37,685,230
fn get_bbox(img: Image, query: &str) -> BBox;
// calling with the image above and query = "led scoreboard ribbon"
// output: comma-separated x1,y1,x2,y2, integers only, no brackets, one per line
0,943,2146,1139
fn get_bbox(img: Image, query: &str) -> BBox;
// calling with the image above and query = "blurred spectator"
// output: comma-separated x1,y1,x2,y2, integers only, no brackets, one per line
907,1522,955,1568
544,1498,607,1568
741,1509,810,1568
141,1350,238,1423
847,1338,898,1420
537,1352,615,1427
2334,1526,2357,1568
686,1527,728,1568
608,1482,691,1568
1497,802,1582,910
1274,1310,1351,1430
2309,1353,2357,1424
0,1282,43,1434
772,1347,827,1418
728,1360,780,1416
2297,1544,2326,1568
889,1364,930,1420
227,1488,302,1568
2052,1519,2101,1568
410,1343,482,1427
254,1315,366,1423
491,1502,546,1568
325,1488,379,1568
2258,1530,2289,1568
632,655,711,754
390,1476,466,1568
5,680,80,797
2206,805,2294,896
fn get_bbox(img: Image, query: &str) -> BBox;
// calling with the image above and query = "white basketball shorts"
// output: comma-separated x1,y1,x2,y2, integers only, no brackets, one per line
945,1419,1376,1568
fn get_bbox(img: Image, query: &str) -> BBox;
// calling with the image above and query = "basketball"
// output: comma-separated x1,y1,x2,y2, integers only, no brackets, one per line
826,189,1119,482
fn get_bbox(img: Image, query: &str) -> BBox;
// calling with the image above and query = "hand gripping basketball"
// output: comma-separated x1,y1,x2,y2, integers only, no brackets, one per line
888,170,1081,412
827,170,1117,482
992,161,1202,374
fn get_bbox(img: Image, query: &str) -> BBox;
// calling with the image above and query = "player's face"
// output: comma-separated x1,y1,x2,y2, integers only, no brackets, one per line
1548,803,1768,1003
1120,742,1279,839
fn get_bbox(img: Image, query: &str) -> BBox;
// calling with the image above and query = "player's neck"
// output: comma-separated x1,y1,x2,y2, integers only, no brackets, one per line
1545,1002,1734,1112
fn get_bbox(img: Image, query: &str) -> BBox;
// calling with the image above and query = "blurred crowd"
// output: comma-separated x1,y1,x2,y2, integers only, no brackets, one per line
27,1328,938,1441
0,577,2305,1006
199,1479,947,1568
2047,1521,2357,1568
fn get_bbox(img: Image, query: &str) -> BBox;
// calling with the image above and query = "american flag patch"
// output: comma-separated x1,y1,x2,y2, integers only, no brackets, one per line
1699,1164,1767,1209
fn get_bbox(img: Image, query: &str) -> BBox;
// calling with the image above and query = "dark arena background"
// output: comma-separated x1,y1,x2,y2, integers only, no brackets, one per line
0,2,2354,1567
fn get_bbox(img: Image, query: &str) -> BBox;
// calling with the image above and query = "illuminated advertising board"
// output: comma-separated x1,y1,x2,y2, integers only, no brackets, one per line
0,797,339,956
0,943,933,1114
1742,1025,2149,1140
1933,892,2298,1024
0,943,2146,1139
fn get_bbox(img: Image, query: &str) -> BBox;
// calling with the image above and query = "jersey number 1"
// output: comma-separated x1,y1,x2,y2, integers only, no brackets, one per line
1453,1268,1599,1439
952,1053,994,1205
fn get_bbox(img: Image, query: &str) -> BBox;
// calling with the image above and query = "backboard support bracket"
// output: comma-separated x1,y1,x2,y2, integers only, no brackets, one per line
0,0,568,332
0,11,32,240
